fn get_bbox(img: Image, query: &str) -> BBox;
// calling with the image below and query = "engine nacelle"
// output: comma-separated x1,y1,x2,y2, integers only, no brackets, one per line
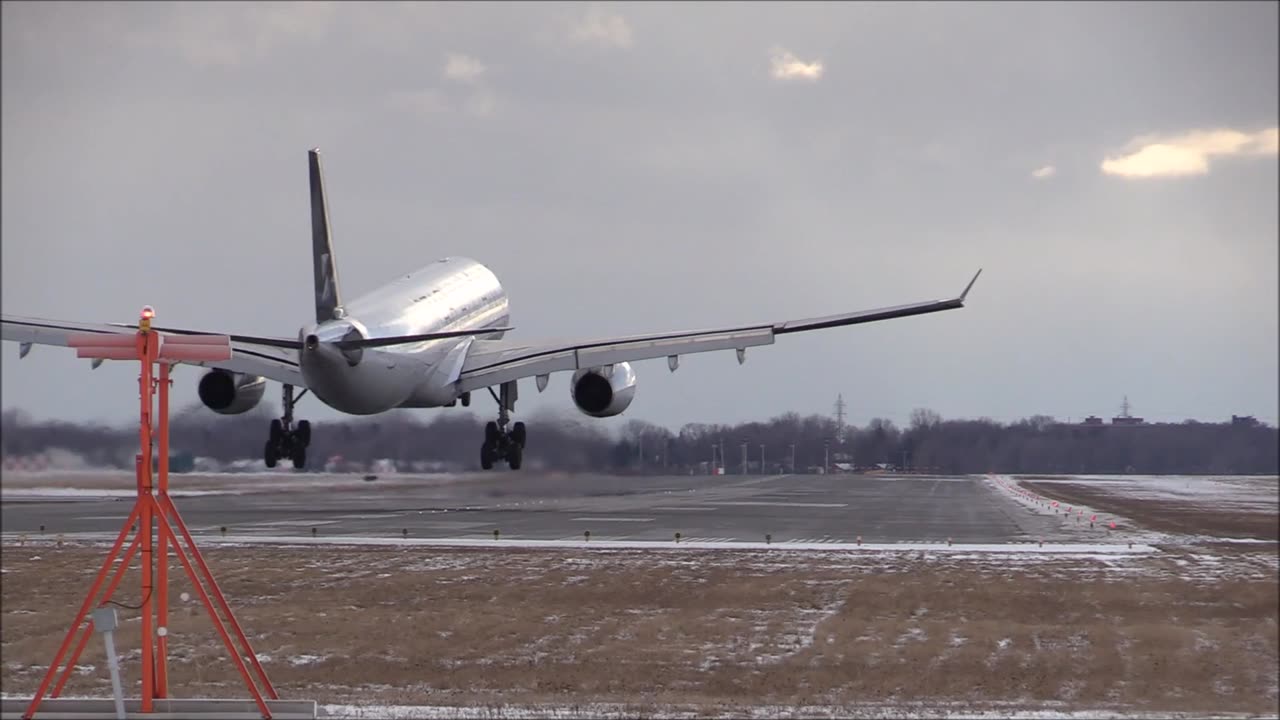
197,369,267,415
570,362,637,418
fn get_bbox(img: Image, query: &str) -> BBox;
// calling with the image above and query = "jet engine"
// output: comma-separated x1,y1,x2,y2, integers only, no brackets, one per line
570,362,637,418
197,369,267,415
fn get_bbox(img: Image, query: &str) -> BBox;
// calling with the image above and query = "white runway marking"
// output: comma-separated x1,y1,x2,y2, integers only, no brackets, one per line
1,532,1162,554
570,517,655,523
715,501,849,508
254,520,343,527
650,507,716,512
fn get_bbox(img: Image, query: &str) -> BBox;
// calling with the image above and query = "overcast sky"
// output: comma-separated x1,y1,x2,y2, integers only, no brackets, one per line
3,1,1277,433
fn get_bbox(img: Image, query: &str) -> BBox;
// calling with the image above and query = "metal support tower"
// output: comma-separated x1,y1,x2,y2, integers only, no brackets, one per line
22,308,278,720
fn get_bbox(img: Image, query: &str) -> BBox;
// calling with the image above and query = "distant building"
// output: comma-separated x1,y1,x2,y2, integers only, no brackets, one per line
1232,415,1260,427
1082,416,1104,426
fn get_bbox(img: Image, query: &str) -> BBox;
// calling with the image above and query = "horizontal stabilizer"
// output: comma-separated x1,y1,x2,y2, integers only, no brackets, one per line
108,324,511,350
330,328,514,350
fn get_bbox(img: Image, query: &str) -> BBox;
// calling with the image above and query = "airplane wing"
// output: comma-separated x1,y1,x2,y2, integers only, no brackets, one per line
2,315,304,386
456,269,982,393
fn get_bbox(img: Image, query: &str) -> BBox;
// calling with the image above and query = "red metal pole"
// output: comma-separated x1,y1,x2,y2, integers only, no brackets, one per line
21,504,141,720
156,361,172,698
34,323,248,720
52,533,143,698
159,495,279,699
137,331,154,714
151,501,274,720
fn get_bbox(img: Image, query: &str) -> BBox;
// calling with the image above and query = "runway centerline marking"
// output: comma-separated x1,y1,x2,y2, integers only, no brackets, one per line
570,517,655,523
714,501,849,508
650,507,717,512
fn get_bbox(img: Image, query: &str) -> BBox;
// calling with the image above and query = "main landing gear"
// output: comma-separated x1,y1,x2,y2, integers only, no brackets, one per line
481,381,525,470
265,384,311,470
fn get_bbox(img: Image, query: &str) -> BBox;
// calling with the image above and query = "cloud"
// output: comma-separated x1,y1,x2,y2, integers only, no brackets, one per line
443,53,485,83
770,47,824,81
1031,165,1056,179
569,6,633,49
1100,127,1278,179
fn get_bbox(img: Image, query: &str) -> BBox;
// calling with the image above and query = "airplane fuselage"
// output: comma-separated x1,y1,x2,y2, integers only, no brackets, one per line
298,256,509,414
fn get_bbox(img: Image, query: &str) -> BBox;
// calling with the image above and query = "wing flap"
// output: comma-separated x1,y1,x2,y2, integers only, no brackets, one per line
457,327,775,393
456,269,981,392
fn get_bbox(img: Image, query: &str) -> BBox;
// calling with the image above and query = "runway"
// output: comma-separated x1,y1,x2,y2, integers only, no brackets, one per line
0,472,1103,545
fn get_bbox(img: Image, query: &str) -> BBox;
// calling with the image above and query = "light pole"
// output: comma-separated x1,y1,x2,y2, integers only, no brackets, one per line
824,439,830,474
790,443,796,473
740,440,748,475
760,443,765,474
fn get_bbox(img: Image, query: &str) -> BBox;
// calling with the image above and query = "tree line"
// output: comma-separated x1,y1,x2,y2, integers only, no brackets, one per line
3,404,1275,476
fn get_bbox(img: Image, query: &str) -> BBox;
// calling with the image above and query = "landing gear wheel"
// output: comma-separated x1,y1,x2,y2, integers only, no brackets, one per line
480,381,525,470
265,385,312,469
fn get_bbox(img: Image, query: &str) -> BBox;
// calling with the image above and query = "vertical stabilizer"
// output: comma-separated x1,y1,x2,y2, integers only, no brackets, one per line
309,148,344,323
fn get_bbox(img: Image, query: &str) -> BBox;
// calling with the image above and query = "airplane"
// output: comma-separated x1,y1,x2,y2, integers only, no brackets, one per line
2,149,982,471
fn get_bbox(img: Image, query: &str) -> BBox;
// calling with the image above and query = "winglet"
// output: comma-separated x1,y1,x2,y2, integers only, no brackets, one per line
959,268,983,303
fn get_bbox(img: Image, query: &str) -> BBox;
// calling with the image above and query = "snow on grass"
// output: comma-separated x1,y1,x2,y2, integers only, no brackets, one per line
1018,475,1278,511
289,653,329,666
313,702,1272,719
0,698,1256,719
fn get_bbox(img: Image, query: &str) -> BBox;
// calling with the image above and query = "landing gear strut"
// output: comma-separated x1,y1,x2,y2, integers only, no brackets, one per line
480,381,525,470
264,384,311,470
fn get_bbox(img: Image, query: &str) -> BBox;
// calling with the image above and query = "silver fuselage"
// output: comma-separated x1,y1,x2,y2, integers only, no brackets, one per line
298,257,508,414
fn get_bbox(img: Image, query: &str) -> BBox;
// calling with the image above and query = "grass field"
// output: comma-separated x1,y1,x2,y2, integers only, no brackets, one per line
2,540,1276,718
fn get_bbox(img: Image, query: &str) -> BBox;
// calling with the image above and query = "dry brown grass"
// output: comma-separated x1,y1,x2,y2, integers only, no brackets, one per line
2,542,1276,715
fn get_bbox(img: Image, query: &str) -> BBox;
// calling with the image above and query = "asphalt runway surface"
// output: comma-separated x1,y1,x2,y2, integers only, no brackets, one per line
0,472,1078,544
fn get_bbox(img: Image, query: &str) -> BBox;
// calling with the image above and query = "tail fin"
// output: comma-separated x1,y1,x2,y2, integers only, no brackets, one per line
309,148,344,323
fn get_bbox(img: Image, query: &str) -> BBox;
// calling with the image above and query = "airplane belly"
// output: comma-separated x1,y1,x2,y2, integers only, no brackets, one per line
300,345,420,415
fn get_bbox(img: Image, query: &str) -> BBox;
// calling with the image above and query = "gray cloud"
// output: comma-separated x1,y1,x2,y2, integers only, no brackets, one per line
2,1,1277,432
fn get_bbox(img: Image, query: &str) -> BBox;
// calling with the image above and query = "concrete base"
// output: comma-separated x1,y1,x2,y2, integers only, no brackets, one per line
1,698,317,720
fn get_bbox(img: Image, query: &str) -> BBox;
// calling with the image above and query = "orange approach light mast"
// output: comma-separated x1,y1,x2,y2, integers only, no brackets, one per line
23,307,278,720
